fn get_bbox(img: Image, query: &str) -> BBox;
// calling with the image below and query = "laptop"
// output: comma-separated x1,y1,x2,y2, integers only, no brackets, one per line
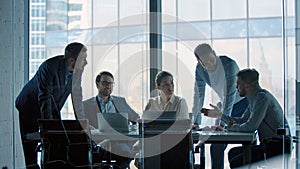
142,111,177,120
139,111,178,133
97,113,129,133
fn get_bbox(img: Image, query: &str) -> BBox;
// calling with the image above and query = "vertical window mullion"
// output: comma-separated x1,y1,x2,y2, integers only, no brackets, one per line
149,0,162,96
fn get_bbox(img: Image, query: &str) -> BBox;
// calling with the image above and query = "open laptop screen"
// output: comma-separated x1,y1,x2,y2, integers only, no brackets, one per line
97,113,129,133
142,111,177,120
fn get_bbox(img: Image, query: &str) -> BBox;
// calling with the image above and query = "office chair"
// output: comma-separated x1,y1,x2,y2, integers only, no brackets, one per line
22,132,41,169
38,119,92,169
92,137,134,169
248,128,293,169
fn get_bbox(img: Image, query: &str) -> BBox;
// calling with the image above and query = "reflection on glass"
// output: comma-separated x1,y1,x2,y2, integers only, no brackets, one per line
212,20,247,38
249,18,282,37
93,0,118,27
120,0,147,25
249,0,281,18
178,0,210,21
212,0,246,19
249,38,283,104
213,39,247,68
28,1,296,157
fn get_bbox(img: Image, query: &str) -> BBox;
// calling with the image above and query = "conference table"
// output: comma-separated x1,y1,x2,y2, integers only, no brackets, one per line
30,119,257,168
192,130,257,168
91,128,257,169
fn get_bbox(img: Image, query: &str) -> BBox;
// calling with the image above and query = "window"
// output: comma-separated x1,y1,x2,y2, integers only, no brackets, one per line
29,2,296,168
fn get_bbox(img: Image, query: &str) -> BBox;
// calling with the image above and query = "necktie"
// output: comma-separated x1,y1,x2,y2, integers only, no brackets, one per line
65,72,73,85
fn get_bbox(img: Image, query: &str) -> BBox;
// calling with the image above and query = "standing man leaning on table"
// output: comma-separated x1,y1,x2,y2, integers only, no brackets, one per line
192,43,248,169
202,68,292,168
15,42,88,169
83,71,139,169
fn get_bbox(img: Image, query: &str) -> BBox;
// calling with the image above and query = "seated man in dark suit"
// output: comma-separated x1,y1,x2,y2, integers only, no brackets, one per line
83,71,139,169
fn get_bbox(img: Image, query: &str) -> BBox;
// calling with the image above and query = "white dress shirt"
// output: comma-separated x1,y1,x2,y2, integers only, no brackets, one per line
144,93,189,119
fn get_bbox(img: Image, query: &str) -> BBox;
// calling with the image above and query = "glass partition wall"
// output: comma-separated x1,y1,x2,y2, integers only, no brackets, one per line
30,0,151,118
29,0,296,168
160,0,296,168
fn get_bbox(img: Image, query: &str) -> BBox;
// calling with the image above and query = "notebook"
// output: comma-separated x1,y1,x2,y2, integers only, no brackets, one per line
97,113,129,133
142,111,177,120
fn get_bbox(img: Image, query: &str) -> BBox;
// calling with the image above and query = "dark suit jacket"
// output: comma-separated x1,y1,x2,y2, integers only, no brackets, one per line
15,55,72,134
83,96,139,128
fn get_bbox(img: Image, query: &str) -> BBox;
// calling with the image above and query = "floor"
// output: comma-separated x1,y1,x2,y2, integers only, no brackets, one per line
38,143,296,169
129,143,297,169
128,143,236,169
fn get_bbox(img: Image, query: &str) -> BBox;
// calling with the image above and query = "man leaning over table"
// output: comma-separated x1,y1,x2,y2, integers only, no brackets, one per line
83,71,139,169
15,42,88,169
192,43,249,169
202,68,291,168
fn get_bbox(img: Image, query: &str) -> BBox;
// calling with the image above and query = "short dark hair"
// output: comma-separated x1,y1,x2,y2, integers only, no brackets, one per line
194,43,213,59
95,71,114,83
155,71,173,86
237,68,259,84
65,42,85,59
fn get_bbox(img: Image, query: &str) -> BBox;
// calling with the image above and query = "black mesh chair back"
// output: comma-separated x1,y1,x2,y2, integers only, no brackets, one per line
38,119,92,169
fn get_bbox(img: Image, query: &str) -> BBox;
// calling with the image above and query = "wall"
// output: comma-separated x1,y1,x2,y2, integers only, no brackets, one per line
0,0,28,168
296,0,300,166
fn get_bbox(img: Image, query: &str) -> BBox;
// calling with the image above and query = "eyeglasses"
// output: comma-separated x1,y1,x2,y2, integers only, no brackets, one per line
160,83,174,88
100,81,115,87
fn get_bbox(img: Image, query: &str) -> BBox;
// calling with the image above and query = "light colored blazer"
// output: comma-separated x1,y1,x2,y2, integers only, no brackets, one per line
83,95,139,128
